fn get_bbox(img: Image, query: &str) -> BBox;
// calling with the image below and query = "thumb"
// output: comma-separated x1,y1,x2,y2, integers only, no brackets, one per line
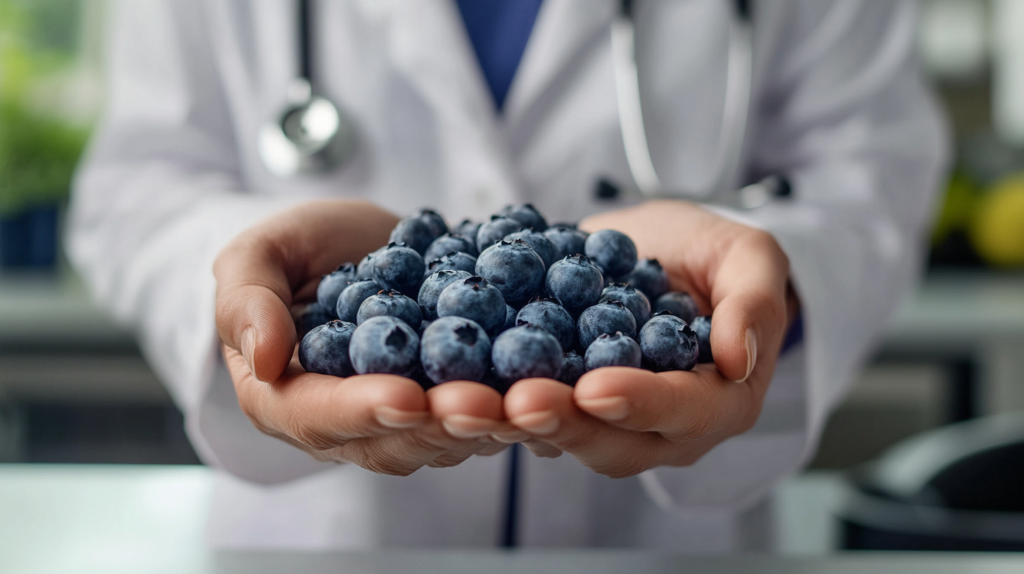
707,232,789,384
214,240,297,383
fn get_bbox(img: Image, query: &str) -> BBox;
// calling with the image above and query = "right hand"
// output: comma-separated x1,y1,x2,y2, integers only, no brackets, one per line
214,200,514,475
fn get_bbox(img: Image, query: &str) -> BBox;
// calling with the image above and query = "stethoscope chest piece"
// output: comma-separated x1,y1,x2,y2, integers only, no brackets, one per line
258,79,359,177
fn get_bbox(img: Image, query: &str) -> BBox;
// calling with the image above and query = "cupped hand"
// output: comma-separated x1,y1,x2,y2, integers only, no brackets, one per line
214,200,511,475
504,200,799,477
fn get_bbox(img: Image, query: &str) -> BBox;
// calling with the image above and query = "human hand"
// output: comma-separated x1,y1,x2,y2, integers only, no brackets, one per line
502,201,798,477
214,200,511,475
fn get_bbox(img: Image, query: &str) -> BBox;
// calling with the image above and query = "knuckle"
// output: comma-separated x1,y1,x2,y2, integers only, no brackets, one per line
290,424,339,451
599,452,651,479
358,445,418,477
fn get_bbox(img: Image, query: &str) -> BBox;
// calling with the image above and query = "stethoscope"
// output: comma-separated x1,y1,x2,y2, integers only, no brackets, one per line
257,0,789,209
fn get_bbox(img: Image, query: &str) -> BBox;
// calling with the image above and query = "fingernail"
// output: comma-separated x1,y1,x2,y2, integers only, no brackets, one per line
374,406,428,429
510,410,559,435
241,327,257,377
576,396,630,421
442,414,497,439
737,327,757,383
490,430,531,444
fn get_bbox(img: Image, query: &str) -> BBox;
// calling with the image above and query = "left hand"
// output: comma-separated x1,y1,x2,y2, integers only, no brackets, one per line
501,200,798,477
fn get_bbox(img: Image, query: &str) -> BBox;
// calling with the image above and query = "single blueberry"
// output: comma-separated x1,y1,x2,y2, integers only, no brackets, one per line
639,313,699,372
584,229,638,278
424,233,477,261
357,289,423,327
418,269,472,320
415,208,448,239
690,315,713,363
299,320,357,377
349,316,421,377
424,251,477,278
516,297,575,351
418,319,432,339
357,246,385,280
545,254,604,311
491,325,563,385
475,239,546,306
654,291,699,323
504,229,558,269
389,217,435,255
543,225,588,261
336,278,384,323
420,317,492,384
456,219,482,243
559,350,586,387
316,263,357,316
600,283,651,327
296,302,333,339
372,242,426,295
475,215,523,253
500,303,518,334
585,332,642,371
577,300,637,350
498,203,548,232
436,276,507,336
619,258,670,301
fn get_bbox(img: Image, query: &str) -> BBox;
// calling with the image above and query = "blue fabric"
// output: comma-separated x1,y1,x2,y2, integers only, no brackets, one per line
455,0,543,111
781,313,804,354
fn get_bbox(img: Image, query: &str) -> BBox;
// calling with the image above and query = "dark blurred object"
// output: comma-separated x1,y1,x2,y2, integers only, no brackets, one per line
841,413,1024,551
0,205,58,268
18,403,200,465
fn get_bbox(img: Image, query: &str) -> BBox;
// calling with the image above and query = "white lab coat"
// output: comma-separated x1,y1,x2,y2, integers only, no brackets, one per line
68,0,947,552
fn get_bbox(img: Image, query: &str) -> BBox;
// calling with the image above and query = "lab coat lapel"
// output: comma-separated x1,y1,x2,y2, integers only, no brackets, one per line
503,0,617,125
364,0,519,218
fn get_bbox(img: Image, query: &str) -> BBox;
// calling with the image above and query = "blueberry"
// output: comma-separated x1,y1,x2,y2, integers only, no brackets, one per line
418,269,472,320
299,320,357,377
543,225,588,261
424,251,477,278
516,297,575,351
436,276,507,335
456,219,482,242
639,312,698,372
491,325,563,385
316,263,357,316
296,302,333,339
475,215,523,253
498,204,548,232
475,239,546,306
500,304,518,335
690,315,713,363
600,283,651,327
584,230,637,278
544,254,604,311
357,246,385,280
504,229,558,269
654,291,699,323
415,208,448,239
619,258,670,301
349,316,421,377
559,350,585,387
419,317,492,384
577,300,637,350
357,289,423,327
418,319,432,339
372,242,426,295
336,278,384,323
584,332,642,371
389,217,435,255
424,233,477,261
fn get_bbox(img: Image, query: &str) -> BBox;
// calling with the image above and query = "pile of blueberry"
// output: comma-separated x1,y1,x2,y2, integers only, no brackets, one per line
297,205,713,391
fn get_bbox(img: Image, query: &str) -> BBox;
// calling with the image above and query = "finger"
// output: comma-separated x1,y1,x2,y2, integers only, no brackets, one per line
226,348,429,449
707,230,789,383
521,439,563,459
573,366,759,442
427,439,506,468
504,378,668,478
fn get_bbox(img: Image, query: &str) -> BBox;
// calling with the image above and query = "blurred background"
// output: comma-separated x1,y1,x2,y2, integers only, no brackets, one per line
1,0,1024,557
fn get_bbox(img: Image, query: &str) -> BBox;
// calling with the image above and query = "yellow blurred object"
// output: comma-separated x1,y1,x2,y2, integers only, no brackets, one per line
931,170,978,246
969,174,1024,267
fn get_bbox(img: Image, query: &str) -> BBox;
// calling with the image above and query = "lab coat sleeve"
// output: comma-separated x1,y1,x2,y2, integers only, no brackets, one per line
639,0,950,511
67,0,336,482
